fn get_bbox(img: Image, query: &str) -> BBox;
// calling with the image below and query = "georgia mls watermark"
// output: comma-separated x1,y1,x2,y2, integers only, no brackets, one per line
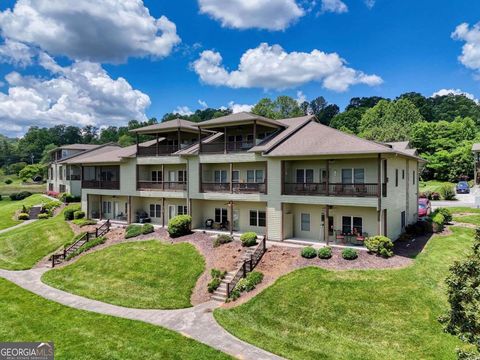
0,342,54,360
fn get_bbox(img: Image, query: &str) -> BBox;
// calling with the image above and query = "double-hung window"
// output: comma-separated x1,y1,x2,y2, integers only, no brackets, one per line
151,170,162,183
149,204,161,218
301,213,311,231
247,170,264,183
214,170,227,183
215,208,228,223
249,210,266,227
232,170,240,183
296,169,314,184
177,205,188,215
178,170,187,183
342,168,365,184
342,216,363,234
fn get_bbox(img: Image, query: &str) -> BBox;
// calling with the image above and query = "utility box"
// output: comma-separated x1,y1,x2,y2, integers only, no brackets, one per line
475,196,480,208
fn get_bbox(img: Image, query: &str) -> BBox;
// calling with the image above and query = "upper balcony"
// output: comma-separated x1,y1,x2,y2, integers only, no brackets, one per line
137,165,187,192
282,158,386,198
197,112,284,154
82,165,120,190
200,162,267,194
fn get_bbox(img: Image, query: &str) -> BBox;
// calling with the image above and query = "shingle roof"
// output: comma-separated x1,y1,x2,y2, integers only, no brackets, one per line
49,144,99,153
386,141,410,150
195,112,285,129
60,145,123,164
130,119,200,134
265,121,421,159
174,133,224,155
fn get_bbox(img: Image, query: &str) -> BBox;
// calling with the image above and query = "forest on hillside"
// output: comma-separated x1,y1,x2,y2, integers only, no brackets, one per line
1,92,478,182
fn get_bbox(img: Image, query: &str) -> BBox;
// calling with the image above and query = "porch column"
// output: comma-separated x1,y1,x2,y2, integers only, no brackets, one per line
136,165,139,190
377,154,382,235
224,127,227,154
177,127,181,152
156,133,159,156
253,120,257,145
229,201,233,235
229,163,233,193
264,161,268,194
325,206,329,245
99,195,103,220
127,196,132,224
199,163,203,193
326,160,330,196
377,210,382,235
161,164,165,190
162,198,165,227
87,194,90,219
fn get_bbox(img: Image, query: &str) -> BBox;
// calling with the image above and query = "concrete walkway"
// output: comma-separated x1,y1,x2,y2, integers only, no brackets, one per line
0,219,37,235
0,268,283,360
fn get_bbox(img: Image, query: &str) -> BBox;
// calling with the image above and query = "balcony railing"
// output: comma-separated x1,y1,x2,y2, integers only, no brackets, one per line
137,181,187,191
201,141,254,154
284,182,380,197
137,145,179,157
82,180,120,190
202,182,266,194
67,174,81,181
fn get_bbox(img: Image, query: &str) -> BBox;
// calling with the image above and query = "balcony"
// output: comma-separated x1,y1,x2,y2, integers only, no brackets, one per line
137,181,187,191
202,182,266,194
137,144,180,157
283,183,380,197
201,141,254,154
82,180,120,190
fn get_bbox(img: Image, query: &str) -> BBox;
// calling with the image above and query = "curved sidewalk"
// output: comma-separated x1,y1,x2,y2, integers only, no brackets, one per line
0,219,37,235
0,268,283,360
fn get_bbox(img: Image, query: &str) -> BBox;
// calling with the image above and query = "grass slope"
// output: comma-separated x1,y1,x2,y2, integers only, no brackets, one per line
0,205,75,270
453,214,480,226
42,241,205,309
0,176,45,196
0,278,230,360
215,227,473,360
0,194,45,230
419,180,454,193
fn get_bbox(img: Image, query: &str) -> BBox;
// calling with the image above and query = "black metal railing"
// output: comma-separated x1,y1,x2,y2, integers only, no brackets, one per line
284,182,380,197
200,141,254,154
232,182,266,194
81,180,120,190
137,145,179,157
202,182,230,192
137,181,187,191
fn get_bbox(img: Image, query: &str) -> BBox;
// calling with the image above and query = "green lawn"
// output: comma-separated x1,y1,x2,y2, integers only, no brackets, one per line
0,278,230,360
419,180,454,193
448,207,480,215
42,241,205,309
0,194,46,230
0,205,75,270
453,214,480,226
0,176,45,196
215,227,474,360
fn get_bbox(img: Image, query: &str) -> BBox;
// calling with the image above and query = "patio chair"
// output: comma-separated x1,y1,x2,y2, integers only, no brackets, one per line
353,232,368,245
334,230,345,244
205,219,214,229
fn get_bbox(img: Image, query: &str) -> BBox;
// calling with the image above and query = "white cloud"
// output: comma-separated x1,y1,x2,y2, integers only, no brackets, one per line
364,0,375,9
228,101,253,113
0,0,181,63
0,39,35,67
193,43,383,92
431,88,479,103
173,106,194,116
198,0,304,31
0,57,150,136
198,99,208,109
452,23,480,71
295,90,307,105
321,0,348,14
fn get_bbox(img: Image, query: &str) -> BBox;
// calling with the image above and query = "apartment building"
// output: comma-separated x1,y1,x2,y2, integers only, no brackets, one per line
54,113,421,244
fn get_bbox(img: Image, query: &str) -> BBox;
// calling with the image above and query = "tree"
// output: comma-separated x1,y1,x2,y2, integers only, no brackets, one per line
330,108,364,133
41,144,58,164
81,125,99,144
439,228,480,359
359,98,424,142
252,96,303,119
429,94,480,123
397,92,433,121
118,134,135,147
345,96,387,111
99,126,120,143
19,164,45,181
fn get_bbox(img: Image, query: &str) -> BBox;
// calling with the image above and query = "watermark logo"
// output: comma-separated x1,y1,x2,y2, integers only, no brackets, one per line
0,342,54,360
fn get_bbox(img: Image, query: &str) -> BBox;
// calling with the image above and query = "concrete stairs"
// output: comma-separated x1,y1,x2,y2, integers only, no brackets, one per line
211,271,235,302
28,206,42,220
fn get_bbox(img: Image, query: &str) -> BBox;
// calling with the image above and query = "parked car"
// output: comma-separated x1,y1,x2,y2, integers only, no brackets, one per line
418,198,431,219
456,181,470,194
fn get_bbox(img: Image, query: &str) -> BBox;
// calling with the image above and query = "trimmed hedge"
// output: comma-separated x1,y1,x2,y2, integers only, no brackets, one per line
167,215,192,238
72,219,97,227
4,179,12,184
73,211,85,220
64,206,81,221
318,246,332,259
17,213,29,220
59,193,81,203
37,213,50,220
125,225,143,239
213,234,233,247
365,236,394,258
301,246,317,259
229,271,264,301
240,232,257,247
342,248,358,260
9,191,32,201
142,223,154,235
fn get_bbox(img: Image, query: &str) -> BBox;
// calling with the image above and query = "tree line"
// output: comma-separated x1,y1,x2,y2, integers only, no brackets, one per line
1,92,479,182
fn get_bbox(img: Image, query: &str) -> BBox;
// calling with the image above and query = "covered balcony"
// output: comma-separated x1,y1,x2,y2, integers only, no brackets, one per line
65,165,82,181
200,162,267,194
137,165,187,191
82,165,120,190
282,158,385,198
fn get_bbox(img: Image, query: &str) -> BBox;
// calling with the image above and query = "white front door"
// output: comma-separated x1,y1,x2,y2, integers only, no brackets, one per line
233,209,240,231
168,205,176,220
169,171,176,182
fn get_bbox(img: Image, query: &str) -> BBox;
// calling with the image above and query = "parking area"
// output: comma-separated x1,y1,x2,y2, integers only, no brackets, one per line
432,186,480,209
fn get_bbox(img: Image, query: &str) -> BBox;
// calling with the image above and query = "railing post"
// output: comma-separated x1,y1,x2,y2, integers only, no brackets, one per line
242,262,246,278
52,256,55,268
63,249,66,259
95,228,98,238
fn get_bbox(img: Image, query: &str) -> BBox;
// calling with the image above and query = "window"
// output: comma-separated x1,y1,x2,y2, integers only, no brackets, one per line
214,170,227,183
149,204,161,218
342,216,363,234
151,170,162,182
301,213,310,231
402,169,405,180
342,168,365,184
178,170,187,183
48,183,53,191
59,184,66,193
215,208,228,223
59,166,63,180
177,205,188,215
395,169,399,187
401,211,406,229
248,169,264,183
228,135,242,142
413,171,416,185
296,169,314,184
249,210,266,227
232,170,240,183
320,169,328,183
102,201,112,214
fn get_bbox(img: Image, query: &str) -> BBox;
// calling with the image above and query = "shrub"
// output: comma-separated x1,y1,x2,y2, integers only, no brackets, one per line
318,246,333,259
64,207,78,221
431,213,445,233
0,195,2,201
65,236,106,261
235,271,264,292
365,236,394,258
207,278,221,293
59,193,81,203
46,191,60,198
17,213,29,220
240,232,257,247
125,224,143,239
213,234,233,247
72,219,97,227
4,179,12,184
167,215,192,238
142,223,154,235
246,271,263,287
42,200,61,214
37,213,50,220
419,190,432,200
342,248,358,260
9,191,32,201
211,268,227,279
73,210,85,219
228,288,241,301
435,207,452,224
301,246,317,259
440,185,456,200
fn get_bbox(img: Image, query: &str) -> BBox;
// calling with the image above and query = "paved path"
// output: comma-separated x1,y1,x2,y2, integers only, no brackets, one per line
0,219,37,235
0,268,283,360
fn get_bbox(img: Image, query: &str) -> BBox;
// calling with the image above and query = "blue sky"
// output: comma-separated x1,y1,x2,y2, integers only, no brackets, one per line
1,0,480,136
